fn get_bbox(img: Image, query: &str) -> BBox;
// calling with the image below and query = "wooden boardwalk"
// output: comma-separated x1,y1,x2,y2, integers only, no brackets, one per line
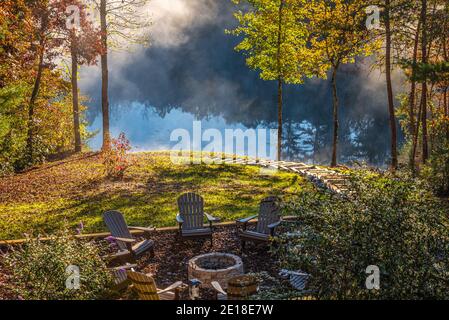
205,156,350,194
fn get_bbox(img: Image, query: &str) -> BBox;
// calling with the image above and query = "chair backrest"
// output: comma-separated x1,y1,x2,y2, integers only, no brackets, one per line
256,196,281,234
103,210,133,250
126,271,160,300
177,193,204,230
112,269,128,287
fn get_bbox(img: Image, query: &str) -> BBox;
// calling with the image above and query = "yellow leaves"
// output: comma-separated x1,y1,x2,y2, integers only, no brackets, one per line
229,0,376,83
228,0,316,83
307,0,376,68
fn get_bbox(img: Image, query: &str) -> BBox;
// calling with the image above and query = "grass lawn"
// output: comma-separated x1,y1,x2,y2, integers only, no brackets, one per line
0,152,313,240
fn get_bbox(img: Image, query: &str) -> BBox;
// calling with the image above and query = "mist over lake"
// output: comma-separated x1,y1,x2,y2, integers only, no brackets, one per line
80,0,404,165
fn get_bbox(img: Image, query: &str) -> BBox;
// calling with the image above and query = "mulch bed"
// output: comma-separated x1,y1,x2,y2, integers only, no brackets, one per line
0,224,282,300
118,224,281,300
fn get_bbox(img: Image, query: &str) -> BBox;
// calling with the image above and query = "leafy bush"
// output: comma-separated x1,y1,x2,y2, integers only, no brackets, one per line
421,114,449,196
102,132,133,179
0,82,29,174
274,171,449,299
2,229,114,300
0,79,92,175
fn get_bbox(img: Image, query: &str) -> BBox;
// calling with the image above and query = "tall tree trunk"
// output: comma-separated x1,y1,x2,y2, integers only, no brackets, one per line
443,12,449,140
445,89,449,139
100,0,110,151
420,0,429,163
411,98,423,175
408,22,420,169
385,0,398,171
276,0,285,161
277,78,283,161
409,22,420,138
26,48,44,164
71,38,81,153
313,123,320,163
331,66,339,167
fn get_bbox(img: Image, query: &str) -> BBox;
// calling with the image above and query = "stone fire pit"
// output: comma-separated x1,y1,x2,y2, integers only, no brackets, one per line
188,253,244,289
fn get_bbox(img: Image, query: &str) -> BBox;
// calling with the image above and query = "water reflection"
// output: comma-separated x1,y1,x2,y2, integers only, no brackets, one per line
83,0,402,166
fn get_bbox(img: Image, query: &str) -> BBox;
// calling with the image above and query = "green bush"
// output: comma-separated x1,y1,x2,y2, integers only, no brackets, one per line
274,171,449,299
3,229,115,300
421,115,449,197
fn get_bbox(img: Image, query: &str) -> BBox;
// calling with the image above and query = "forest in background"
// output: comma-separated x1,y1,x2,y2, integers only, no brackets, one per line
1,0,448,194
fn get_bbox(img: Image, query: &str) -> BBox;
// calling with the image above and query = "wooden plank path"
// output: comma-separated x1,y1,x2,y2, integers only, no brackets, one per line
204,156,350,194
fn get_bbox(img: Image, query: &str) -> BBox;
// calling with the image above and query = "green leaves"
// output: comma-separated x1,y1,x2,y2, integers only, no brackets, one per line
228,0,316,84
307,0,378,69
274,170,449,299
3,228,114,300
401,61,449,83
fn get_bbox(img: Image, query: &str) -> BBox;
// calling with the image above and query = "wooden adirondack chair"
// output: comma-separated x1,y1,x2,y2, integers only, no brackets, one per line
237,196,281,249
126,271,184,300
176,193,219,243
110,263,138,291
103,210,155,262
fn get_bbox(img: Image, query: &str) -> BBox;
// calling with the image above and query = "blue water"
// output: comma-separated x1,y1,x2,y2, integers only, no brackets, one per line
82,0,402,165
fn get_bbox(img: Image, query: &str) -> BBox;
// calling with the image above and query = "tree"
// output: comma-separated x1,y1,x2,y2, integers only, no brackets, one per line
308,0,377,167
384,0,398,170
1,0,96,172
25,0,69,164
90,0,151,151
419,0,429,163
0,0,35,88
228,0,319,161
65,1,103,152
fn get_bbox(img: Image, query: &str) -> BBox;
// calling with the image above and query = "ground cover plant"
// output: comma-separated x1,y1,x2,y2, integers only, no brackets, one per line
0,152,308,240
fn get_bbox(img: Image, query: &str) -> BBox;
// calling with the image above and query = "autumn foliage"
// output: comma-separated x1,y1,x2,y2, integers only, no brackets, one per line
101,132,133,179
0,0,102,174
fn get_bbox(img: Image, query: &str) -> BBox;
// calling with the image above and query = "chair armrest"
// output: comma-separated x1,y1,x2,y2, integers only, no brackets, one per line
128,226,156,232
110,264,138,271
176,214,184,224
107,236,136,243
205,212,220,223
211,281,227,296
157,281,184,294
103,250,133,263
237,215,258,224
267,220,281,229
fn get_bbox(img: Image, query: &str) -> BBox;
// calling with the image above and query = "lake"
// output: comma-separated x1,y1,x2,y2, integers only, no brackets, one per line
80,0,403,166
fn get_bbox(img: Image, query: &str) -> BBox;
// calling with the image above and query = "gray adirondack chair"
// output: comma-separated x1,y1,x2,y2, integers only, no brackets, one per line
103,210,155,262
237,196,281,249
176,193,219,243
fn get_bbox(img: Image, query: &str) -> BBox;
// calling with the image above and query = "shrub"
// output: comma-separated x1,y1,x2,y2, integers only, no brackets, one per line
102,132,133,179
421,114,449,196
273,171,449,299
2,229,115,300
